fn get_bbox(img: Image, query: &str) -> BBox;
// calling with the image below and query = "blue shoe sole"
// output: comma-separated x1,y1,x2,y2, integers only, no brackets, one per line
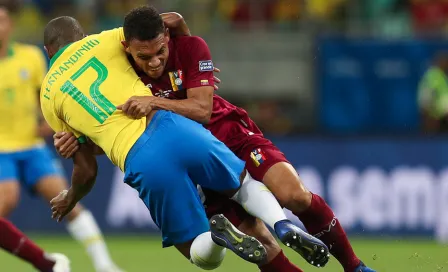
280,229,330,267
210,214,267,265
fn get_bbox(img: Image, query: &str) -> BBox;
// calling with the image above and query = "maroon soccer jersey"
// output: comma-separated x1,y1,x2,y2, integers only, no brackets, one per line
131,36,263,149
130,35,290,226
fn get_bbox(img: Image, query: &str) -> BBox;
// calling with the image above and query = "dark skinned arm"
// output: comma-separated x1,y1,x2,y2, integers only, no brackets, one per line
147,86,214,124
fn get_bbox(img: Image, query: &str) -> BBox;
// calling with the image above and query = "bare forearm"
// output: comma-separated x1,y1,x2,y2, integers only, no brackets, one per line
161,12,191,36
69,165,96,202
150,97,211,124
68,148,98,202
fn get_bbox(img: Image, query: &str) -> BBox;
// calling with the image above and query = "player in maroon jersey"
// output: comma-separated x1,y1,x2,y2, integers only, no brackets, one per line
54,6,375,272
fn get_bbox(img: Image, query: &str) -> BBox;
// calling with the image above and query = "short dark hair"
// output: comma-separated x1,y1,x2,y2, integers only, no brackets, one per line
44,16,85,52
123,5,165,42
0,0,21,14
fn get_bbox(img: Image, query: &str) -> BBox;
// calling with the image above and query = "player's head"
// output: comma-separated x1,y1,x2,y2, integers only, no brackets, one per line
43,16,85,59
0,0,18,45
122,5,169,79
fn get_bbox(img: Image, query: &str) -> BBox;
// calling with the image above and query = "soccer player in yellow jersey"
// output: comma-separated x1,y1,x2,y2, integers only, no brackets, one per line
0,2,122,272
41,15,327,269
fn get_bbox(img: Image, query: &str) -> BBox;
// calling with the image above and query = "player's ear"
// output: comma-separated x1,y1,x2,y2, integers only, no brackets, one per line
164,28,170,42
44,46,51,59
121,41,131,53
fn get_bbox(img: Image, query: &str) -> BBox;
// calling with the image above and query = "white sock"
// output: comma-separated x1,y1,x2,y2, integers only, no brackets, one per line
66,210,115,271
190,232,226,270
231,171,287,230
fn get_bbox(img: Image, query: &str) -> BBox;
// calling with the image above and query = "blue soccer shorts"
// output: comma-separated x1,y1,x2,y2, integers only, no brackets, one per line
0,145,64,192
124,110,245,247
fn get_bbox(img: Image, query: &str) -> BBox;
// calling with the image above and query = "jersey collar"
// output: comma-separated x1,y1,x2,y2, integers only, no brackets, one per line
7,46,13,57
0,45,14,59
49,43,72,68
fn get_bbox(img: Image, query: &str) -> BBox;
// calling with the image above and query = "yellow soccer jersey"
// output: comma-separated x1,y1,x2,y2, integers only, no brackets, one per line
41,28,151,170
0,43,47,151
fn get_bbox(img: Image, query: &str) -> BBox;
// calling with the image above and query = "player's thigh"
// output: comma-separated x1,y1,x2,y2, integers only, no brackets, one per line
125,158,210,248
185,131,244,193
157,111,244,193
204,188,250,227
25,147,84,218
20,146,65,193
0,154,21,216
243,144,311,209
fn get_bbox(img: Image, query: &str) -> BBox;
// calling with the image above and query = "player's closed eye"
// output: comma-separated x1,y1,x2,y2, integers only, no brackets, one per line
138,47,166,60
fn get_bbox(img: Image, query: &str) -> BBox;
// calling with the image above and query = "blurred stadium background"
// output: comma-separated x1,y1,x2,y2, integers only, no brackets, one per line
2,0,448,271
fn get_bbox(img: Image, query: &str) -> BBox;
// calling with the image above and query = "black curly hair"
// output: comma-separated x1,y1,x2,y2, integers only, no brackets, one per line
123,5,165,42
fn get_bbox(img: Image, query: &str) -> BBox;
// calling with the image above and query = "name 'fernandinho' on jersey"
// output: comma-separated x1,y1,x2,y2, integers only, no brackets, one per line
43,39,100,100
40,28,151,170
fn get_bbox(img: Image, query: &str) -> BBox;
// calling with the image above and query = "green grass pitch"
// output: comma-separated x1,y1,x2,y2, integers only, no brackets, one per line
0,235,446,271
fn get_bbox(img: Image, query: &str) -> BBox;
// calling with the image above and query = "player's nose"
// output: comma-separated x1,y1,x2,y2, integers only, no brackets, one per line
148,57,161,68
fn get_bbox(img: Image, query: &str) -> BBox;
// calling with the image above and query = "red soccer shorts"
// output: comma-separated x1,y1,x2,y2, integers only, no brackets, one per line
204,135,290,226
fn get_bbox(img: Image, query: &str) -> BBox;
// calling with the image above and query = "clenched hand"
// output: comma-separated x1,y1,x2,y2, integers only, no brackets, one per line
117,96,154,119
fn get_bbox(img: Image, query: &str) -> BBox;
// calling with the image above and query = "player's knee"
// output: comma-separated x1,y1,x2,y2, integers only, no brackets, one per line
286,182,312,212
0,181,20,216
264,166,312,212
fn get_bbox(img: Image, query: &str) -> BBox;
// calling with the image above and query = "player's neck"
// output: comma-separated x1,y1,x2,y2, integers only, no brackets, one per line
0,39,9,59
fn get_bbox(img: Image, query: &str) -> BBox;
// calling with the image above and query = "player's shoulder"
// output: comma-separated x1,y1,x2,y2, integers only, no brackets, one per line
96,27,124,41
173,35,209,49
12,43,45,59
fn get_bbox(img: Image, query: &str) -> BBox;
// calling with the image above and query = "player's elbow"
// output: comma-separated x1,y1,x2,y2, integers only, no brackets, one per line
197,107,212,124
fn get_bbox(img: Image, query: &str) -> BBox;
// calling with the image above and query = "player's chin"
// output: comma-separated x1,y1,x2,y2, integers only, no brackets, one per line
147,66,164,78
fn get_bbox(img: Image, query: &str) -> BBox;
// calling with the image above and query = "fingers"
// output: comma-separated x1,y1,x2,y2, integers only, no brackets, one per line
126,101,140,118
64,141,79,158
54,133,78,158
213,76,221,84
53,131,66,140
213,67,221,73
118,99,147,119
50,191,69,222
58,134,77,153
214,84,219,91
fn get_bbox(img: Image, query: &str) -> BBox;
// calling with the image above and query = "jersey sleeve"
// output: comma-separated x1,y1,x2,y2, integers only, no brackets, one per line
180,36,215,89
31,47,48,90
118,27,125,41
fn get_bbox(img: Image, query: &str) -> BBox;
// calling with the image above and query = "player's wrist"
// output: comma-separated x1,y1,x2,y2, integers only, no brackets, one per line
65,188,78,203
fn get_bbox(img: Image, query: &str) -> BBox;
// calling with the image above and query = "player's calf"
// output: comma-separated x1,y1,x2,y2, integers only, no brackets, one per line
237,216,280,264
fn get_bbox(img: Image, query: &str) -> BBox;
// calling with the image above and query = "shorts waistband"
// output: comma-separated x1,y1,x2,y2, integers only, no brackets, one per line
124,110,168,170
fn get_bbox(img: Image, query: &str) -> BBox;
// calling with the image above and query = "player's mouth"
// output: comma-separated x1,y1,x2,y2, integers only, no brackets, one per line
149,66,162,72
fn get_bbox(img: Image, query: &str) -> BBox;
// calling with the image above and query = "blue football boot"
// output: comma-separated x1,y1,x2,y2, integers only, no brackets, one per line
209,214,267,265
274,219,330,267
354,261,376,272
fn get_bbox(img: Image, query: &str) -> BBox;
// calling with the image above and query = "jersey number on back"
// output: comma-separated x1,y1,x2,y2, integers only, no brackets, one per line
60,57,115,124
